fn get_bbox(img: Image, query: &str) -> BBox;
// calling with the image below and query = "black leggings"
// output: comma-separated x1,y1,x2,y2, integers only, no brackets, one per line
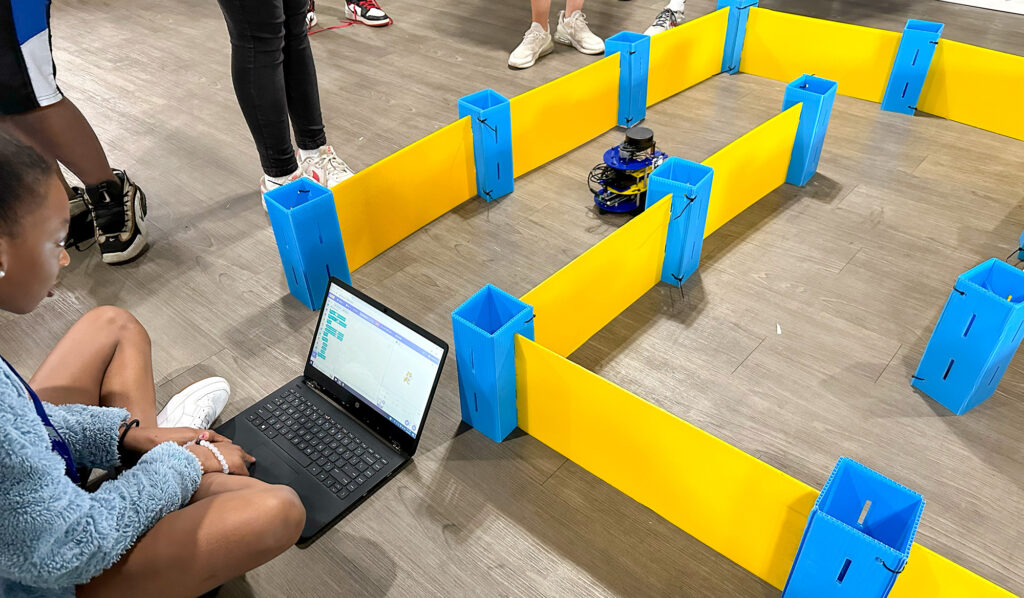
216,0,327,177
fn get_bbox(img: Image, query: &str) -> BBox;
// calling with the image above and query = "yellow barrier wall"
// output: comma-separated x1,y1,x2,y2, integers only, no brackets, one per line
515,336,1014,596
647,8,729,106
702,105,801,237
510,56,620,177
740,8,901,103
521,198,671,358
333,118,476,270
918,40,1024,142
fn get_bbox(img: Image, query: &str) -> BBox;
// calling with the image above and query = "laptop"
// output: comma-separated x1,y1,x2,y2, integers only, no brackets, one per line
216,277,448,546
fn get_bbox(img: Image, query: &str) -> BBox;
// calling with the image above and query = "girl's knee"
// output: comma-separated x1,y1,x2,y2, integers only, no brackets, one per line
253,485,306,548
85,306,149,343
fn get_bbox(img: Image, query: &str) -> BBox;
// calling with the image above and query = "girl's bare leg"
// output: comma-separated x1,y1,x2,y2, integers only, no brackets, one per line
31,306,158,427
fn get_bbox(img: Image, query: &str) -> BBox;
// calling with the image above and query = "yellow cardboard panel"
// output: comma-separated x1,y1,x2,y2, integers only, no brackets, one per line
521,198,671,357
510,56,619,177
702,105,801,237
333,118,476,270
516,335,818,586
648,8,729,106
741,8,901,103
918,39,1024,142
516,336,1016,596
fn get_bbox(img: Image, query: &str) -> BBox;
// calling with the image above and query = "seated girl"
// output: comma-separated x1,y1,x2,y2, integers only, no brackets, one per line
0,129,306,598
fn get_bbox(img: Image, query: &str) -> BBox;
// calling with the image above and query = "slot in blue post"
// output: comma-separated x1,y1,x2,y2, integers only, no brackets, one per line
718,0,758,74
645,158,714,287
458,89,514,201
606,31,650,128
783,458,924,598
266,178,351,310
451,285,534,442
912,259,1024,415
881,20,944,115
783,75,837,186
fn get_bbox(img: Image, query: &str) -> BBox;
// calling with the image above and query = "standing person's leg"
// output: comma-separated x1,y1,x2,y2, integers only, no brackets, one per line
282,0,355,187
0,0,147,263
216,0,303,197
563,0,581,17
509,0,555,69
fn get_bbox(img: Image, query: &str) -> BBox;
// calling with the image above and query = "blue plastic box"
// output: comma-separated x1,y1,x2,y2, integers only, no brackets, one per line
783,458,924,598
451,285,534,442
645,158,714,287
913,258,1024,414
265,178,351,310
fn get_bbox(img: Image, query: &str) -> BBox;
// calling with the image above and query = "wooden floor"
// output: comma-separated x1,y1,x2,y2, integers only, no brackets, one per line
1,0,1022,595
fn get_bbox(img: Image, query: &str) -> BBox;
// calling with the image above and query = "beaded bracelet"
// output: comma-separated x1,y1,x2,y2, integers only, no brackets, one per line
185,446,205,475
198,440,230,474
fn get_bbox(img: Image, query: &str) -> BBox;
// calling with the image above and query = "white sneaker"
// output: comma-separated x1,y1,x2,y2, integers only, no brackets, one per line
554,10,604,55
645,8,685,36
345,0,392,26
157,377,231,430
508,22,554,69
299,146,355,187
260,168,303,210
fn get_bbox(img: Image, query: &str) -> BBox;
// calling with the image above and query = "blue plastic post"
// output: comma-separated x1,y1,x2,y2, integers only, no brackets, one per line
783,458,924,598
718,0,758,74
606,32,650,128
1017,230,1024,261
881,20,944,115
458,89,514,202
451,285,535,442
912,259,1024,415
646,158,714,287
783,75,838,187
265,178,351,310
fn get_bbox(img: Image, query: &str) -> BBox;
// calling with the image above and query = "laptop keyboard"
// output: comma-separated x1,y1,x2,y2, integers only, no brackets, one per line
246,386,389,501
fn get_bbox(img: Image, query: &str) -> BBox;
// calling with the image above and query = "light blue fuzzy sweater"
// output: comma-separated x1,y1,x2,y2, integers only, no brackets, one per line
0,360,203,598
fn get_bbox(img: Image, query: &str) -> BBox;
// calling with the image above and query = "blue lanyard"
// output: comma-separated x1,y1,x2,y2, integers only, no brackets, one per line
1,356,80,484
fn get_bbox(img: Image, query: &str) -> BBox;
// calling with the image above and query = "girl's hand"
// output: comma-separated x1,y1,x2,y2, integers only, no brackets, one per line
187,441,255,476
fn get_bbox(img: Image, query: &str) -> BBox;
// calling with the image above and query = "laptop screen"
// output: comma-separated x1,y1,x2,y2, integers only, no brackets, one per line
308,283,444,438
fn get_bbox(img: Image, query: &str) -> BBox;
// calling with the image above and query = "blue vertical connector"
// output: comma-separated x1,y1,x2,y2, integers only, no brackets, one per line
881,20,944,115
458,89,514,201
783,75,837,186
718,0,758,74
783,458,924,598
646,158,714,287
913,258,1024,415
606,31,651,128
265,178,351,310
451,285,535,442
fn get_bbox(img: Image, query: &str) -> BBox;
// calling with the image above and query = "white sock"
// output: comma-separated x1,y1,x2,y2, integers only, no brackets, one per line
265,168,301,186
299,147,321,160
666,0,685,12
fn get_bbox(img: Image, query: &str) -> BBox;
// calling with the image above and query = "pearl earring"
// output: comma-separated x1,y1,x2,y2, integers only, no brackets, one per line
0,270,5,279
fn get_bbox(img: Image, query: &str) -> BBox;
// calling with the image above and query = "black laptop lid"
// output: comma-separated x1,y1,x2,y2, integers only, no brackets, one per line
303,278,448,456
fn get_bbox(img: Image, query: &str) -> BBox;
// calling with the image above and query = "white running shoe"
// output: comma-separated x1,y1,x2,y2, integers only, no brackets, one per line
299,146,355,187
554,10,604,55
259,168,303,210
645,8,685,36
508,22,554,69
157,377,231,430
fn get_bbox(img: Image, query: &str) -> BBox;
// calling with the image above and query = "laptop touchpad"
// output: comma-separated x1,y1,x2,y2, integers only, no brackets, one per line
248,443,301,485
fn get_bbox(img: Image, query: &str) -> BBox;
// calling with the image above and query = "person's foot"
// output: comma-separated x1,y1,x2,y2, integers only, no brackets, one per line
509,23,554,69
299,146,355,187
554,10,604,55
65,187,94,251
345,0,392,26
307,0,318,30
260,168,303,210
83,170,148,264
644,8,685,36
157,377,231,430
